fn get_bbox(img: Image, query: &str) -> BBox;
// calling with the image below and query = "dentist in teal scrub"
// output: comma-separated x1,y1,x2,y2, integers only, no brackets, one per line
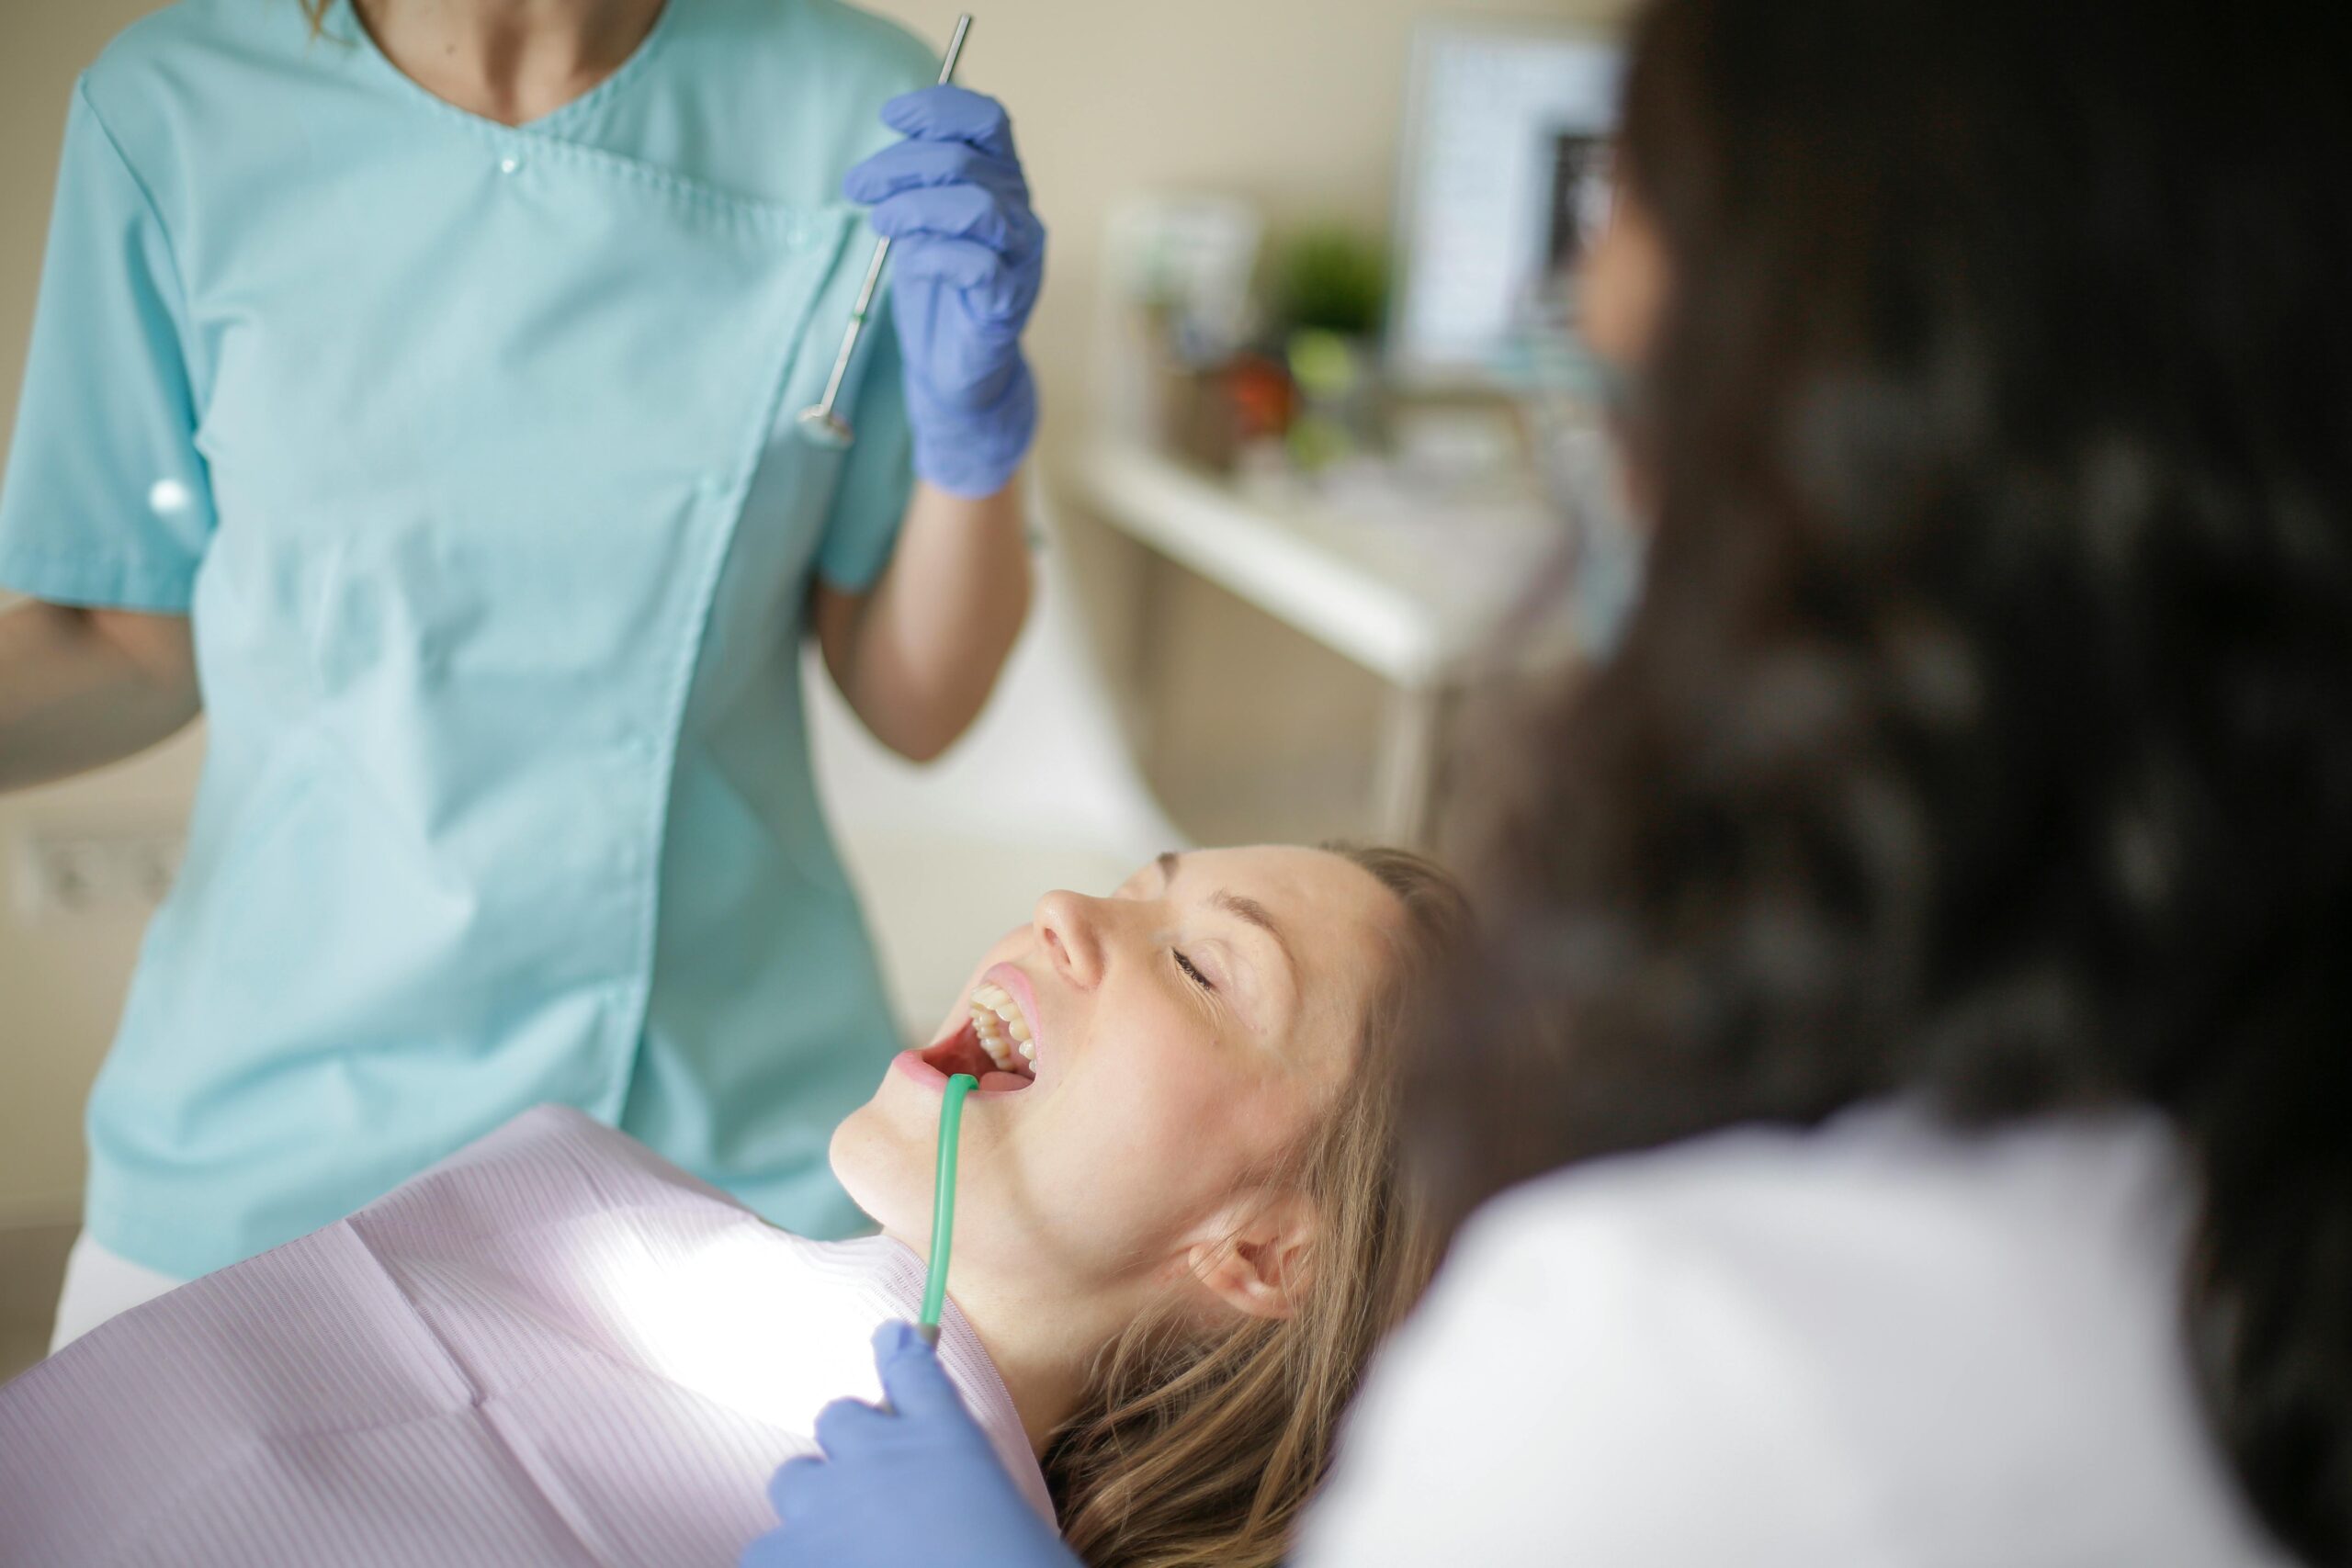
0,0,1044,1348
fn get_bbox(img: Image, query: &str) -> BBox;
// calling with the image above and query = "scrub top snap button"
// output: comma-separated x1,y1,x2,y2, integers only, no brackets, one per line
499,155,524,175
147,479,195,517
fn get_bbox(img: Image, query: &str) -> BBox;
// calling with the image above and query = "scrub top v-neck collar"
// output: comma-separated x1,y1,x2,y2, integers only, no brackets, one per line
334,0,681,141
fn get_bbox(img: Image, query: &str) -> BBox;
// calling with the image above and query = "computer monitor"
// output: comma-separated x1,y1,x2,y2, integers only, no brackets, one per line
1387,19,1625,390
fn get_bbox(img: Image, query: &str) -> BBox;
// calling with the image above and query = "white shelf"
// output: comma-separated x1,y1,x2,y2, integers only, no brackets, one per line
1073,440,1561,690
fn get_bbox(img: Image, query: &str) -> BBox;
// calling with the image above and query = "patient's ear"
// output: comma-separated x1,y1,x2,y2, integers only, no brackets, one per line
1183,1191,1317,1322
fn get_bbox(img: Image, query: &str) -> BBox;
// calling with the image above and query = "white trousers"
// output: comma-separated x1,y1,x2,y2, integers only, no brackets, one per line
48,1233,187,1353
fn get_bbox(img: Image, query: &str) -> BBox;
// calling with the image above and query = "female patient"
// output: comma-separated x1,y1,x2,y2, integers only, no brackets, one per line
0,842,1467,1568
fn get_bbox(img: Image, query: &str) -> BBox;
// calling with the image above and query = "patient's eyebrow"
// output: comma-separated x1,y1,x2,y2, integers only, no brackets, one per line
1210,891,1300,981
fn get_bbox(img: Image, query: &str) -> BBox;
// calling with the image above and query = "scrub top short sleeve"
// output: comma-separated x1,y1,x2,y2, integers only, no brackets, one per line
0,81,214,612
812,292,917,594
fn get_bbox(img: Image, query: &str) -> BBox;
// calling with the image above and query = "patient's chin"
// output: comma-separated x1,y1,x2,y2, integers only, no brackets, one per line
828,1107,922,1235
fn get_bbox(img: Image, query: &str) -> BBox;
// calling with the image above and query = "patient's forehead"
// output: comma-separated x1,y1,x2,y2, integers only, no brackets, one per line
1185,844,1390,929
1123,843,1391,921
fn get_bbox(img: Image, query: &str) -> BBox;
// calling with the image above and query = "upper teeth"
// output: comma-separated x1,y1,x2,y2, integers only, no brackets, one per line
968,980,1036,1073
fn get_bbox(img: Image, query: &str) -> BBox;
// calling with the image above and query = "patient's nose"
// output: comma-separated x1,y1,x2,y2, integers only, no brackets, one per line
1033,891,1105,989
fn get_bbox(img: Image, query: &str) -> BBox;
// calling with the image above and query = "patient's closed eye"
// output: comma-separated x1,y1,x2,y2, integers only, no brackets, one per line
1175,950,1216,991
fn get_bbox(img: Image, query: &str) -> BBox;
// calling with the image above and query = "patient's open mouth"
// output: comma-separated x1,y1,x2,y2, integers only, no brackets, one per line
919,979,1038,1093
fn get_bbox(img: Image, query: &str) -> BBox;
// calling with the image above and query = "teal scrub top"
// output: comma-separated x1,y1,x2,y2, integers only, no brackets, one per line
0,0,940,1278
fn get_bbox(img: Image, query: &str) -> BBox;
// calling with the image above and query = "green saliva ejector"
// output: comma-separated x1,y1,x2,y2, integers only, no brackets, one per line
913,1071,976,1348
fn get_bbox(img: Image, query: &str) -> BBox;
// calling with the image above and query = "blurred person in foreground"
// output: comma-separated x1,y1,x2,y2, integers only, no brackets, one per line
743,1,2352,1563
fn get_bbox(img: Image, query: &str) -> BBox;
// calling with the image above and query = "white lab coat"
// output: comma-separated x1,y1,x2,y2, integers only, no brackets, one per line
1297,1103,2293,1568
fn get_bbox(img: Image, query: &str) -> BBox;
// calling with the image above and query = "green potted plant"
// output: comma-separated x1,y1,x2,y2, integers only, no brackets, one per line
1266,225,1389,470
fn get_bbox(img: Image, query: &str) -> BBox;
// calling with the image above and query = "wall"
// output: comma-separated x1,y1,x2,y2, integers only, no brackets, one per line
0,0,1602,1225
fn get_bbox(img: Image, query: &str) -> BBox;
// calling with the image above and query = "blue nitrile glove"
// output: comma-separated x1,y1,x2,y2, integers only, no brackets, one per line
843,85,1046,499
739,1321,1081,1568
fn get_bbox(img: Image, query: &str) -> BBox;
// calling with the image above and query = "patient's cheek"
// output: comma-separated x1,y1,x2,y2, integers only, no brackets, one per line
1115,1068,1295,1206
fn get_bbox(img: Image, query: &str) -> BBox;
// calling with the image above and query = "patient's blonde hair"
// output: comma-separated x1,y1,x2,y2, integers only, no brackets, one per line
1043,843,1470,1568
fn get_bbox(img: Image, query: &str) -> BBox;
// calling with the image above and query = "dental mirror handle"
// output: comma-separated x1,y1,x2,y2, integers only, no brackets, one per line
797,13,975,447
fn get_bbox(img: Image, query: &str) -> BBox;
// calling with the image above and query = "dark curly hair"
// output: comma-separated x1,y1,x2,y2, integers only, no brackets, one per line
1411,1,2352,1561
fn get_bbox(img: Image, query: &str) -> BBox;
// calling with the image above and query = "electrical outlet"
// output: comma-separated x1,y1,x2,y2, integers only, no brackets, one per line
11,829,186,919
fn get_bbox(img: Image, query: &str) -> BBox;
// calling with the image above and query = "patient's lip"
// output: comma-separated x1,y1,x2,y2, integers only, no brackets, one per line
891,1046,1032,1099
983,962,1045,1076
894,1050,951,1095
